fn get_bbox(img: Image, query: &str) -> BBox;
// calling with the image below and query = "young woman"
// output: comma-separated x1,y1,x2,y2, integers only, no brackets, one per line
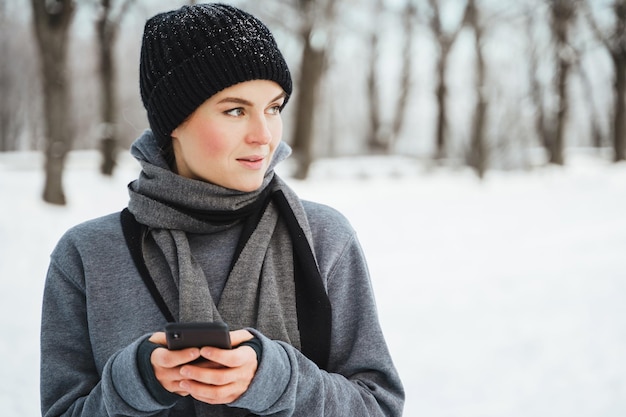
40,4,404,416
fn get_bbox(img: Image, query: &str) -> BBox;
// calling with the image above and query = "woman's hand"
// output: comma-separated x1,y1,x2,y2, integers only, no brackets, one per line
149,329,258,404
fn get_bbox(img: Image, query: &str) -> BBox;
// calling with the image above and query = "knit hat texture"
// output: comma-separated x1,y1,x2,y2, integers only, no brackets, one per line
139,3,292,140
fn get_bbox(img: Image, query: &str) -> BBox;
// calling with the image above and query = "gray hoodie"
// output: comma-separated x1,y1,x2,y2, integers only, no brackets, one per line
40,138,404,417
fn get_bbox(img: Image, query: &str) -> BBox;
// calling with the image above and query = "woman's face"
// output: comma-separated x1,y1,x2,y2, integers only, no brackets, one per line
171,79,286,192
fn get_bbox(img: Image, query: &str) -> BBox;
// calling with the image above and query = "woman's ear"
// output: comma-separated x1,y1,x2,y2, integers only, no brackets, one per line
171,126,180,140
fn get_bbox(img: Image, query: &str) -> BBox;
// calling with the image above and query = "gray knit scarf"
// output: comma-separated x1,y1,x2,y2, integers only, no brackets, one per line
127,130,324,416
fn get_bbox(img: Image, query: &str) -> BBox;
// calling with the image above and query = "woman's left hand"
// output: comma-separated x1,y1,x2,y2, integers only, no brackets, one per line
178,329,259,405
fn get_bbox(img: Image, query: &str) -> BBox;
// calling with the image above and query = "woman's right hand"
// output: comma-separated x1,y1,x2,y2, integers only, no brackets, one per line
148,332,202,396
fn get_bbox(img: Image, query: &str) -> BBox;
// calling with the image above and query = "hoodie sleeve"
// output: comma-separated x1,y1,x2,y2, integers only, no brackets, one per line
230,228,405,416
40,234,175,417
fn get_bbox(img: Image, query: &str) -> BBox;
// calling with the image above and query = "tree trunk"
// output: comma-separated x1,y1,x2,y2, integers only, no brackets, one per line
96,0,118,176
551,53,569,165
366,0,414,154
96,0,135,175
466,0,487,178
548,0,576,166
577,58,604,148
427,0,465,161
390,0,416,147
366,0,385,152
290,0,335,180
525,10,553,152
611,0,626,161
291,26,326,180
584,0,625,161
434,50,450,160
530,69,553,152
30,0,75,205
613,51,626,161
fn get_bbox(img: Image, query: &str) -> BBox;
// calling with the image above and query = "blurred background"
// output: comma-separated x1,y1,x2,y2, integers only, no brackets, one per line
1,0,624,204
2,1,626,416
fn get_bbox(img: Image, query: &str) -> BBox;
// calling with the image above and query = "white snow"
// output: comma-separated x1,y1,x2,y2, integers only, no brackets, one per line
1,150,626,416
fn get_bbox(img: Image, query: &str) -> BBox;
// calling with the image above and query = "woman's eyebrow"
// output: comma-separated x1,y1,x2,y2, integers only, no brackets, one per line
217,92,286,106
217,97,252,106
271,92,287,103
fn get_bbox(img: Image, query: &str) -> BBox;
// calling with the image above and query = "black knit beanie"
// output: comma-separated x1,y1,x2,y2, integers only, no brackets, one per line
139,3,292,141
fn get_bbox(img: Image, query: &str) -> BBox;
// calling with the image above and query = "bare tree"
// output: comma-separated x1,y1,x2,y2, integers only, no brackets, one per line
584,0,626,162
575,50,606,149
525,0,579,165
290,0,337,179
30,0,76,205
426,0,468,160
366,0,417,153
390,0,417,148
2,19,42,152
94,0,135,176
366,0,385,152
547,0,579,165
465,0,488,178
525,6,553,158
0,5,24,151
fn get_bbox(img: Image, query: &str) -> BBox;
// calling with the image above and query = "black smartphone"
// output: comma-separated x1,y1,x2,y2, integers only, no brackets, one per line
165,321,232,350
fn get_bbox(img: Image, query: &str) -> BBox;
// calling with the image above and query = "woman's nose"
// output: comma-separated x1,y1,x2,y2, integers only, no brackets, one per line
246,114,272,145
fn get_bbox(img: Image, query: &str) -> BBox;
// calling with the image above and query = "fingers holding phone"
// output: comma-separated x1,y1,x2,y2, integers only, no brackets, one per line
148,332,201,396
180,332,259,405
149,322,258,403
149,322,230,395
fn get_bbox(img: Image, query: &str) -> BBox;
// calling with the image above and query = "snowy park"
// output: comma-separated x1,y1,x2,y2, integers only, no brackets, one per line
1,149,626,416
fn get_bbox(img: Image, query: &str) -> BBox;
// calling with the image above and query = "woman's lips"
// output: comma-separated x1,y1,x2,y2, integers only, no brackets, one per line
237,155,265,170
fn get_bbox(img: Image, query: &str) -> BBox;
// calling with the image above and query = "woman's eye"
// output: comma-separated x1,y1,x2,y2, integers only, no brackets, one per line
225,108,244,117
267,105,282,115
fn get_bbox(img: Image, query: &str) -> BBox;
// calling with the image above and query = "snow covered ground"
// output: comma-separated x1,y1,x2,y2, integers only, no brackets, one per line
1,150,626,416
